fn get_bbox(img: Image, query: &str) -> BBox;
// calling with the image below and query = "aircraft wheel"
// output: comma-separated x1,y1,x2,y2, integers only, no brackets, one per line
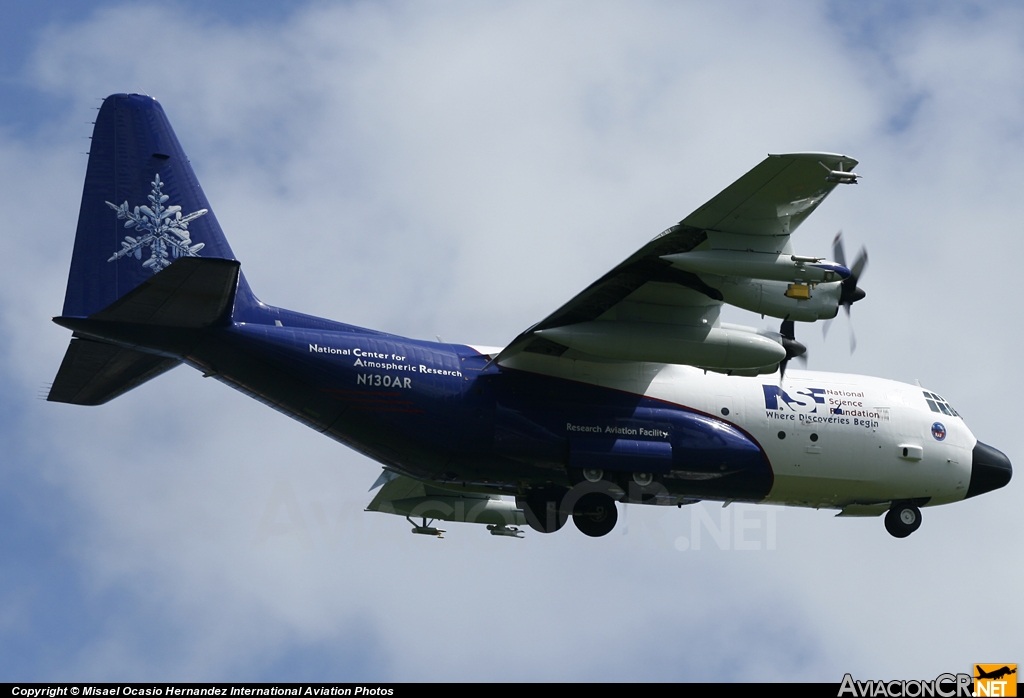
619,472,664,503
572,492,618,537
567,467,607,486
517,487,569,533
884,501,922,538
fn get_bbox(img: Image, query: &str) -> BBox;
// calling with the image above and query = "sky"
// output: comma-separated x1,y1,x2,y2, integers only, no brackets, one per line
0,0,1021,683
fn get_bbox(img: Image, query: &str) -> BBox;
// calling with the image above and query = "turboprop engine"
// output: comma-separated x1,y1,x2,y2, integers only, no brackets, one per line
662,249,851,284
662,249,851,322
714,277,843,322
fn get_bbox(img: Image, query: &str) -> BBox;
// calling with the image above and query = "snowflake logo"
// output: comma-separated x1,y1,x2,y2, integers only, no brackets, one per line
106,174,207,273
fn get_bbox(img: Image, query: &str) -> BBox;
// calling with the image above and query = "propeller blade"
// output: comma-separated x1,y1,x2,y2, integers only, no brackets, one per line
778,319,806,382
781,319,796,340
836,235,867,308
850,246,868,281
832,231,847,268
826,232,866,355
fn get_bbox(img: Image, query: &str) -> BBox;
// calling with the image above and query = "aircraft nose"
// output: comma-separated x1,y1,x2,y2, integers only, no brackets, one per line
966,441,1012,498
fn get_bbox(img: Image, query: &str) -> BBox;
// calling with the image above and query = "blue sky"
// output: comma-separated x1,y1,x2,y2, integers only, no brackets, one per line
1,0,1021,682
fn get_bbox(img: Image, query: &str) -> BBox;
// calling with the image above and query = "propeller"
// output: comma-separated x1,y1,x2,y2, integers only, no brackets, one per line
822,230,868,352
779,319,807,381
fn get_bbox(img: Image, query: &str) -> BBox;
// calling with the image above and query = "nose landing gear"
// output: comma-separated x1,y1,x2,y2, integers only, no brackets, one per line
884,501,922,538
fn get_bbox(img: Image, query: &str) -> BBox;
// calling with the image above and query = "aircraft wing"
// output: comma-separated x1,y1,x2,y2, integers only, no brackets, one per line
680,152,857,237
495,153,858,372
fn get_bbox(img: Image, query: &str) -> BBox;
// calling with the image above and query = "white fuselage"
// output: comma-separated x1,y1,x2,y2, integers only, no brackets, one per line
501,352,973,510
654,367,972,509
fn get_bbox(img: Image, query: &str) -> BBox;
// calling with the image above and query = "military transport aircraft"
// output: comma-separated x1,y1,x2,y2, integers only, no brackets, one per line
48,94,1011,540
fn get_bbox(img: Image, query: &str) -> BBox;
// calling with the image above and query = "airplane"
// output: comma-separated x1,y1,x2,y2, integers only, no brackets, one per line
48,93,1012,540
975,666,1016,681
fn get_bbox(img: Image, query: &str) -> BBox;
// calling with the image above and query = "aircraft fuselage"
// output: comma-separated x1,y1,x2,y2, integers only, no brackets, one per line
167,316,993,513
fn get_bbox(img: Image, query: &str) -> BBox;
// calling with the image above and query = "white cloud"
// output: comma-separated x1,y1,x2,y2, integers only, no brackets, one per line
2,0,1021,680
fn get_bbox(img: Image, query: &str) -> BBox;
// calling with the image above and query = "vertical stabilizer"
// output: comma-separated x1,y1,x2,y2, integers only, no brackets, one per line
63,93,256,318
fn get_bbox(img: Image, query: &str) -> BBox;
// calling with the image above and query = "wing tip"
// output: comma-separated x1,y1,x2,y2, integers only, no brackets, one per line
768,152,859,168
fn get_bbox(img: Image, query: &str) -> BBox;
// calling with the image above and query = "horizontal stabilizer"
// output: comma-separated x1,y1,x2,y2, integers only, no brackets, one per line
47,338,179,405
49,257,240,405
88,257,240,327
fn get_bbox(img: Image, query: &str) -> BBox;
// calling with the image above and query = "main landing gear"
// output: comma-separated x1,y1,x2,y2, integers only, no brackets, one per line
516,486,570,534
884,501,922,538
516,483,620,537
572,492,618,537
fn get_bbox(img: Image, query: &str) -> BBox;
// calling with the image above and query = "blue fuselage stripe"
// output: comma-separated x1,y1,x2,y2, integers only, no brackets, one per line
195,322,773,500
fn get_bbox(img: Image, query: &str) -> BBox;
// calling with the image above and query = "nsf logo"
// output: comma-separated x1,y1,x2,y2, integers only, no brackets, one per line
932,422,947,441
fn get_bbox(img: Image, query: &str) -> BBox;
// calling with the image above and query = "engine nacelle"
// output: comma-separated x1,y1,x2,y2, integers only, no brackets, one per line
662,250,850,284
536,320,787,370
713,277,842,322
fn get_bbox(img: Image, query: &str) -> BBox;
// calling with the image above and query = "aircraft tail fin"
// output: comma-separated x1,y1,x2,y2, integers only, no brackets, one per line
62,93,258,319
50,93,263,405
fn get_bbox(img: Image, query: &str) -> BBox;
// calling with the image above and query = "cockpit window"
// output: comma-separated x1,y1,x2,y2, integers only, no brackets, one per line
923,391,959,417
